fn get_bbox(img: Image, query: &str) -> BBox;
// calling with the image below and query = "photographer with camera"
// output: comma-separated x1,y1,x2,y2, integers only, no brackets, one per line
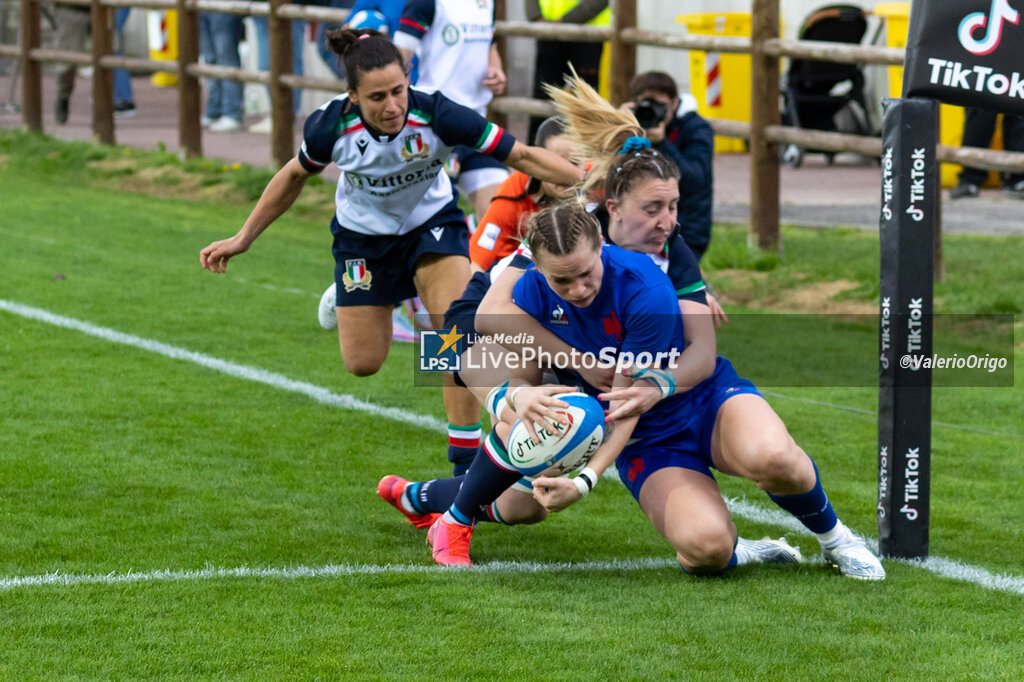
626,71,714,261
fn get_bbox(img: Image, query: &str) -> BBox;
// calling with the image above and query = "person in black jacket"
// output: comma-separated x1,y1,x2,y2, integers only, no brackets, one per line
627,71,714,261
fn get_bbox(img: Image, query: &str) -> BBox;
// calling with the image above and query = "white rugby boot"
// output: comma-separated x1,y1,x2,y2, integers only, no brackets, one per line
318,282,338,330
820,523,886,581
736,536,803,565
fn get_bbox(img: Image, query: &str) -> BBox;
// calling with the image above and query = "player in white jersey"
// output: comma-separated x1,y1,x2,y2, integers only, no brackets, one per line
394,0,509,220
199,29,582,474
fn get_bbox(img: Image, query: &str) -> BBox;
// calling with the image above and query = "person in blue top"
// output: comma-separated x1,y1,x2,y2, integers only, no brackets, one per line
199,28,582,474
413,193,884,580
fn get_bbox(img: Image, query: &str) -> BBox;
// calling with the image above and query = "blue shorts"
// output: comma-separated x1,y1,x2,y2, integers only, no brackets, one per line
442,271,491,388
330,206,469,307
615,357,761,503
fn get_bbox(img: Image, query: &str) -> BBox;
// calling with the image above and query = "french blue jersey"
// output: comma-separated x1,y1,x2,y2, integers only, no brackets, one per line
298,87,515,236
394,0,495,116
513,243,692,442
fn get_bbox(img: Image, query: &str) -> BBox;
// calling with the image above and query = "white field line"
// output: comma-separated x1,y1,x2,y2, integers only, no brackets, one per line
2,298,1022,596
761,391,1024,440
232,277,319,298
0,299,446,435
0,558,680,591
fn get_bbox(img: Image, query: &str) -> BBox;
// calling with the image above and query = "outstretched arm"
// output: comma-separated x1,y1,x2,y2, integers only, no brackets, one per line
199,158,311,273
503,141,584,189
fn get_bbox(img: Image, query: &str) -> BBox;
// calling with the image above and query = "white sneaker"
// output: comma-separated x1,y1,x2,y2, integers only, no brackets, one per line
248,116,272,134
738,536,802,564
201,115,215,128
208,116,241,133
318,282,338,330
822,531,886,581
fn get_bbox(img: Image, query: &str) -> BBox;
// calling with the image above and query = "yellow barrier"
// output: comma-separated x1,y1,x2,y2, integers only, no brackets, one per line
147,10,178,87
677,12,754,153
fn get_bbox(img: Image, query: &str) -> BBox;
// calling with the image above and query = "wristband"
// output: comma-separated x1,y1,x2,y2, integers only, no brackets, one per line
573,467,598,498
505,386,524,413
631,367,676,400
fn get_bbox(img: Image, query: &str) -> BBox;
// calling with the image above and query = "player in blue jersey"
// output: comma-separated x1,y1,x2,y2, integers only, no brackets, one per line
388,75,884,578
379,78,798,569
199,29,582,474
513,202,885,580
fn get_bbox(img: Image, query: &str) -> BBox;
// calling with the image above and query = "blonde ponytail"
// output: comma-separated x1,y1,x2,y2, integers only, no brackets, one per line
543,68,645,194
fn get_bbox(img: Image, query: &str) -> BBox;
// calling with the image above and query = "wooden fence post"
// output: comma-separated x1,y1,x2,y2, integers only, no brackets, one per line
20,0,41,131
750,0,781,252
608,0,636,106
177,0,201,158
91,0,114,145
269,0,294,167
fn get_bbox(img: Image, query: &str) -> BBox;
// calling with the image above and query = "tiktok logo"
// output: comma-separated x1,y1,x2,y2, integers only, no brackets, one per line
958,0,1020,56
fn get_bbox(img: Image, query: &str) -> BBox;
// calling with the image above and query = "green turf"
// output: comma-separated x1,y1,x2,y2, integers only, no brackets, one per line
1,131,1022,679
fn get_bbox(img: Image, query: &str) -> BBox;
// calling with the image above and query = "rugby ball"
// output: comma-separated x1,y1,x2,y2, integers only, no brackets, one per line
506,392,605,477
347,9,390,36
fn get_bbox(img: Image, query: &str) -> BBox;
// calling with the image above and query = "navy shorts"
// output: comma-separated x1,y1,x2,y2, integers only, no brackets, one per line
615,357,762,502
330,208,469,307
443,271,490,343
442,271,491,388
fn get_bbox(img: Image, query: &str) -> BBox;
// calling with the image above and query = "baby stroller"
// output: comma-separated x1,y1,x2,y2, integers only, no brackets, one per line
781,4,875,167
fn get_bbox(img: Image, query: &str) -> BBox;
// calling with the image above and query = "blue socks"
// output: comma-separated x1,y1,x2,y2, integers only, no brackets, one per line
767,459,838,534
448,429,521,526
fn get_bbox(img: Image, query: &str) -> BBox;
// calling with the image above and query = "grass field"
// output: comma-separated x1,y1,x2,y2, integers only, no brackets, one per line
1,131,1022,679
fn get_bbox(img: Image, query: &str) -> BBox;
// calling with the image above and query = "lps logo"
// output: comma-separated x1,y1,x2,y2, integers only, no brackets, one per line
959,0,1020,56
419,326,465,372
549,304,568,326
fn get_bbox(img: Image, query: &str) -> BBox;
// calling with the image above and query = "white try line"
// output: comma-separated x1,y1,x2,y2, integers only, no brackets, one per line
2,298,1023,596
0,558,680,591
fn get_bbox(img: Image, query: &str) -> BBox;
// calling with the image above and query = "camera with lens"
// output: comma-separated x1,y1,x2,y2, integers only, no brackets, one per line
633,98,668,129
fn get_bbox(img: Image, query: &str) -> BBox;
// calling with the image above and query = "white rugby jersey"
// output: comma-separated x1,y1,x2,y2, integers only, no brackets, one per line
394,0,495,116
298,87,515,236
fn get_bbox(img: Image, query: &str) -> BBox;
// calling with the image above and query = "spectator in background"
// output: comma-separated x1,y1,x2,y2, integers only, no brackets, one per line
50,4,136,123
52,1,90,125
113,8,136,117
199,13,244,132
249,14,306,133
627,71,714,261
525,0,609,143
950,107,1024,200
394,0,509,223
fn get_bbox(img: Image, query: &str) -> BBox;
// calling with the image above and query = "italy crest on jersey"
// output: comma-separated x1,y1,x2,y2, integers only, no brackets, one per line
342,258,373,292
400,133,430,162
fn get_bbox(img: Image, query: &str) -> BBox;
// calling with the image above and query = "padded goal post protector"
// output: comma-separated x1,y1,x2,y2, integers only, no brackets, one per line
877,97,936,560
903,0,1024,116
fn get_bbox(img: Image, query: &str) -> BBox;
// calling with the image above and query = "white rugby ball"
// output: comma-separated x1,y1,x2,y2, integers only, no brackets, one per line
347,9,390,36
506,392,605,477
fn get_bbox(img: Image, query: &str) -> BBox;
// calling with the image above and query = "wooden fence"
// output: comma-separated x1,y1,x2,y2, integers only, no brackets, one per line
3,0,1023,251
